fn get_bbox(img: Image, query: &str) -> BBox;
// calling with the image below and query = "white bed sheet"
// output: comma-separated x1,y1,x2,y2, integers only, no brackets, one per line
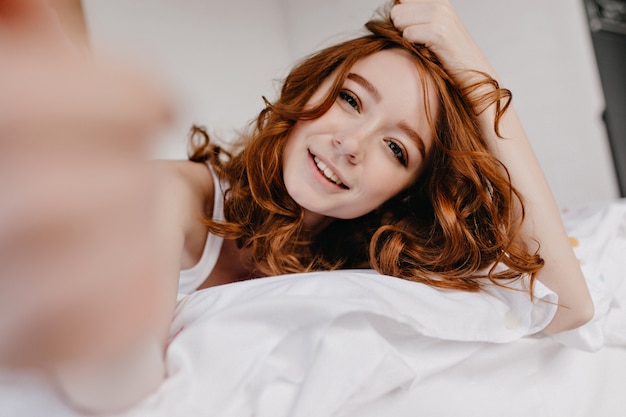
1,199,625,417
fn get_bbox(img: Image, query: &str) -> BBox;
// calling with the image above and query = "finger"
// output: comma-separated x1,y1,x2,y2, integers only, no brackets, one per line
0,0,55,26
391,3,425,31
0,0,172,152
390,3,442,47
0,0,174,142
0,60,174,172
0,56,172,145
390,2,449,32
0,0,78,55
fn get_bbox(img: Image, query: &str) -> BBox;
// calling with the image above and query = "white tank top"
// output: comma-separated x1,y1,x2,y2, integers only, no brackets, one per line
178,166,226,294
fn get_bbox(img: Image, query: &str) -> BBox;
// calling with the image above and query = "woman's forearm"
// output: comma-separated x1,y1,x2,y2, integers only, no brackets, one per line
391,0,594,333
470,61,594,333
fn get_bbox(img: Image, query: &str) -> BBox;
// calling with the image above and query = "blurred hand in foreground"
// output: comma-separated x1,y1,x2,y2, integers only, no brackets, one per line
0,0,176,412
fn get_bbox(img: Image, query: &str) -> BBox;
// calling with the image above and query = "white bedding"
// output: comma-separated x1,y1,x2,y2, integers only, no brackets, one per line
1,199,625,417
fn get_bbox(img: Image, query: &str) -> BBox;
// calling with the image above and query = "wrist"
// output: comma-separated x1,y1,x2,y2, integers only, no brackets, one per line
50,337,165,415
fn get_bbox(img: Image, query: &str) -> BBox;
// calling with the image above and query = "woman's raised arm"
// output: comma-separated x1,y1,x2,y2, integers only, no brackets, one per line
391,0,594,334
0,0,187,411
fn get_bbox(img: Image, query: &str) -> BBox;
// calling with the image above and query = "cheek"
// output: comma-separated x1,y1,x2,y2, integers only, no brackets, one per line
366,168,418,202
282,132,295,165
284,121,310,148
282,125,305,165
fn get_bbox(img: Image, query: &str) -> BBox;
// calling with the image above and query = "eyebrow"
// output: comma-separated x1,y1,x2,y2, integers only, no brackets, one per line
347,72,427,162
399,122,427,161
347,73,380,101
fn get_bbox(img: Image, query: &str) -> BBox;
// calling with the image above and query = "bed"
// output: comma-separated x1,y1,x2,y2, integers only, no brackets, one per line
1,199,625,417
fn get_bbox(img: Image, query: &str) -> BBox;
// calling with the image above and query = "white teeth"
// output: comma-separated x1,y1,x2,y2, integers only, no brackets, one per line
313,156,343,185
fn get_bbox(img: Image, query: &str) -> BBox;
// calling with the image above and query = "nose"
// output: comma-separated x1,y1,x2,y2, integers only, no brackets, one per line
333,128,367,164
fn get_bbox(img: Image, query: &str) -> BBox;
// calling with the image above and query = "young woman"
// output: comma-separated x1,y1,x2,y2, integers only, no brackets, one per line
176,1,593,332
0,0,593,413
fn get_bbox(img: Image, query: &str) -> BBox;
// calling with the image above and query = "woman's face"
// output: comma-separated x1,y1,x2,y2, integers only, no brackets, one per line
283,48,438,228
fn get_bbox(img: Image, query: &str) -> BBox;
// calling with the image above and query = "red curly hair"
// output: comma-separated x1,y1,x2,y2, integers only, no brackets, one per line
188,5,544,292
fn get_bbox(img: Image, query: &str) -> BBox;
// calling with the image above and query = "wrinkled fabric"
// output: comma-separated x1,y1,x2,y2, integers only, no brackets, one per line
2,200,626,417
553,199,626,351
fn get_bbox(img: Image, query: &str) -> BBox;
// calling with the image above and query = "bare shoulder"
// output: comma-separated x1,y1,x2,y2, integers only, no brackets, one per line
152,159,215,217
151,159,216,269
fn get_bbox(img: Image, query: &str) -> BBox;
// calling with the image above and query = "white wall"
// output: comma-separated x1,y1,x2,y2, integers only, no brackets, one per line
280,0,384,58
451,0,619,207
83,0,619,208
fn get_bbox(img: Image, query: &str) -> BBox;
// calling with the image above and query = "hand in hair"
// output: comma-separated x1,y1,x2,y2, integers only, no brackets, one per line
391,0,490,78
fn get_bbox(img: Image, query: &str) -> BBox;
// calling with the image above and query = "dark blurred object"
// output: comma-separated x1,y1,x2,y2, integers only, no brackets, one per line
584,0,626,197
592,0,626,26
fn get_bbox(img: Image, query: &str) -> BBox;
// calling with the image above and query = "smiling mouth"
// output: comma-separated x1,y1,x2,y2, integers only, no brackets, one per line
312,154,348,189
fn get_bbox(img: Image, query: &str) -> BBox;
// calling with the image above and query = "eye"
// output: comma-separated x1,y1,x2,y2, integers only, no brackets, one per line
339,90,360,112
385,139,408,166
